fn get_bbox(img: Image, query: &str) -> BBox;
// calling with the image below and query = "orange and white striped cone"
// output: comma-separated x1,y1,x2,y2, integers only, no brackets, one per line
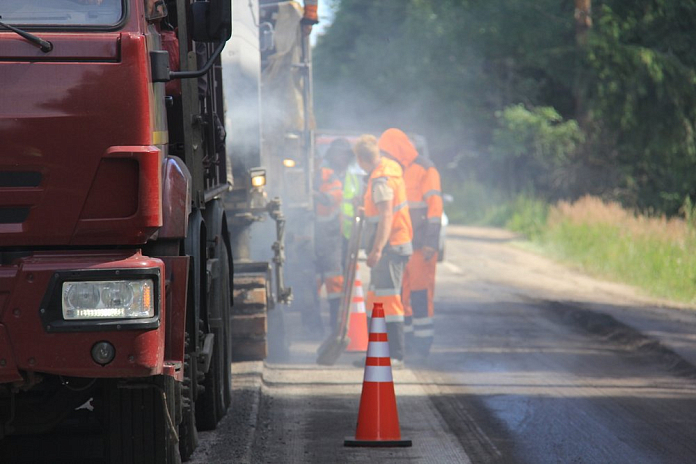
346,263,368,352
344,302,412,447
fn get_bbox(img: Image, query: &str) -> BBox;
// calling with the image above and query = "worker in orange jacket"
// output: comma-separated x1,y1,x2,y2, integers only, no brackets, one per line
354,135,413,366
378,128,443,357
313,163,344,330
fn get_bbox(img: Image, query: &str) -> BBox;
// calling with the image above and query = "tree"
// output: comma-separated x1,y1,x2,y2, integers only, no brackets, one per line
314,0,696,215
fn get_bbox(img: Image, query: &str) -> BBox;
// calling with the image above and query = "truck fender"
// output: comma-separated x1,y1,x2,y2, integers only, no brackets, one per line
160,156,192,239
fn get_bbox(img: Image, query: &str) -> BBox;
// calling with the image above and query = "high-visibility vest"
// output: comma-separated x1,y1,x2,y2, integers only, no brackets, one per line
363,158,413,255
315,167,342,225
314,167,342,257
341,167,363,240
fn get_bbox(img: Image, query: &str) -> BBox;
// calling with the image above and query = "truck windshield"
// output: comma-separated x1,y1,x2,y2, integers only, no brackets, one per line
0,0,123,28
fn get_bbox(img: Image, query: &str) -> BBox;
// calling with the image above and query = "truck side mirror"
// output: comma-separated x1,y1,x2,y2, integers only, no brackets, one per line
150,50,171,82
192,0,232,43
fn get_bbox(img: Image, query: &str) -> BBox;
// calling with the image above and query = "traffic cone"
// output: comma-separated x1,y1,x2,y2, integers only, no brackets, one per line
346,263,368,352
344,303,412,447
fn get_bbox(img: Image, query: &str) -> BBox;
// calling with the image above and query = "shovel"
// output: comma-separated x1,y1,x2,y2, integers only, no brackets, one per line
316,213,364,365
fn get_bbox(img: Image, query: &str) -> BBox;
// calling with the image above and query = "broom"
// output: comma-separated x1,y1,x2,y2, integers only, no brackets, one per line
316,213,364,365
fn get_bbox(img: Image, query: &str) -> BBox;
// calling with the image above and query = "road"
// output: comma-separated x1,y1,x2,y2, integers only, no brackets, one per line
192,225,696,464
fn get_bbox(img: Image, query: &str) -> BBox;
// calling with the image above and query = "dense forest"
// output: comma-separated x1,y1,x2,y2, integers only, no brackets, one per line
313,0,696,216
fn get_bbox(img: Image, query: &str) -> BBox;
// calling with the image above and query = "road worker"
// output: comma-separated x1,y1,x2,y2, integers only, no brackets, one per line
313,158,344,331
354,135,413,367
378,128,443,358
325,138,364,265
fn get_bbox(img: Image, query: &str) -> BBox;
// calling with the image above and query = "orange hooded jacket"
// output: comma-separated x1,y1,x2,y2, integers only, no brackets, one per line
378,129,443,251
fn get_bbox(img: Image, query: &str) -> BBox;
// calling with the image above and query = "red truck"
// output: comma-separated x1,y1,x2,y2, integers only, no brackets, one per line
0,0,286,462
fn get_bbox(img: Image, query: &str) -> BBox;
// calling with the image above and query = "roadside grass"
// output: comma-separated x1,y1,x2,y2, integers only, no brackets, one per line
541,196,696,304
444,181,696,304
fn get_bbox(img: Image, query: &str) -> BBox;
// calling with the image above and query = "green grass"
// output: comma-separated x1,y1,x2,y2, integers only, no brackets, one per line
443,179,696,304
541,219,696,304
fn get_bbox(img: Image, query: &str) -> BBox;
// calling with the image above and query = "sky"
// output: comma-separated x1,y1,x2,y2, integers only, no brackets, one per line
312,0,334,45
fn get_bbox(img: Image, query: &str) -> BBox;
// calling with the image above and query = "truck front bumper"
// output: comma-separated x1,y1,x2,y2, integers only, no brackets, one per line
0,251,174,383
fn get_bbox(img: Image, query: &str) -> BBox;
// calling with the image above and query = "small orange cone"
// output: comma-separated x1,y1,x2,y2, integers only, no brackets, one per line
344,302,412,447
346,264,368,352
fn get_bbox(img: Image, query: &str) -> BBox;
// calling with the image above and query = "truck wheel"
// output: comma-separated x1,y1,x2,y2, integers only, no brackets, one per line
221,242,233,409
103,377,181,464
196,242,232,430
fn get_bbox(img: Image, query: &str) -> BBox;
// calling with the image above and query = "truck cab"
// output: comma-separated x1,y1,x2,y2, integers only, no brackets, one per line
0,1,236,461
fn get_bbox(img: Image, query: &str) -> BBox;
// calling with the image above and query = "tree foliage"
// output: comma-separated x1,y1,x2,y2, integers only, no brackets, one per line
584,2,696,212
492,105,584,197
314,0,696,215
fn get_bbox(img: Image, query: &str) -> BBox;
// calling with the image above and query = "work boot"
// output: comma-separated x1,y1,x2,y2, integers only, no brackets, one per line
407,350,428,367
302,313,324,338
352,358,365,368
390,359,405,370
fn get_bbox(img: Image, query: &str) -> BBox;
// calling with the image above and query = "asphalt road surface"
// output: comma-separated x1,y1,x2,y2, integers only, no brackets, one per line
193,225,696,464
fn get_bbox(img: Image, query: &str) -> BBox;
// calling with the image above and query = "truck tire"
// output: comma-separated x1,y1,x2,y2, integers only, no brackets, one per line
103,376,181,464
221,242,233,409
196,241,232,430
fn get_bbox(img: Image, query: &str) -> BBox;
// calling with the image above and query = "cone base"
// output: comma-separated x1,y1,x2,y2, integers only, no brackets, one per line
344,437,412,447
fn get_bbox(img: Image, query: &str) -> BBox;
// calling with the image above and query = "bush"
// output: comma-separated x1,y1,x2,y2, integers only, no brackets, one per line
490,105,584,199
441,176,508,225
505,194,549,240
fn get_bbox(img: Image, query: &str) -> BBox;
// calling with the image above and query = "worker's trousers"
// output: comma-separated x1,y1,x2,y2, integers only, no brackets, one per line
315,218,344,330
316,269,344,329
402,248,437,356
366,250,409,361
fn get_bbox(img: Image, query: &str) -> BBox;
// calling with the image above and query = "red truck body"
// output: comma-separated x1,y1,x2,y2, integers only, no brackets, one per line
0,3,185,382
0,1,235,461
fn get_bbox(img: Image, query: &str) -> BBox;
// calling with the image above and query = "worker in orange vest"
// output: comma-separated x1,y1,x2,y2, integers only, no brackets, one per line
313,160,344,331
378,128,443,358
354,135,413,367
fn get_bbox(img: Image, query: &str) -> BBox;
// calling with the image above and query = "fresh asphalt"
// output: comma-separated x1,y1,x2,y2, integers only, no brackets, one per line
191,226,696,464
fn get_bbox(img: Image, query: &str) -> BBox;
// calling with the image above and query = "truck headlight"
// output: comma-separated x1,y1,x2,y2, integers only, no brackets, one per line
62,280,154,320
